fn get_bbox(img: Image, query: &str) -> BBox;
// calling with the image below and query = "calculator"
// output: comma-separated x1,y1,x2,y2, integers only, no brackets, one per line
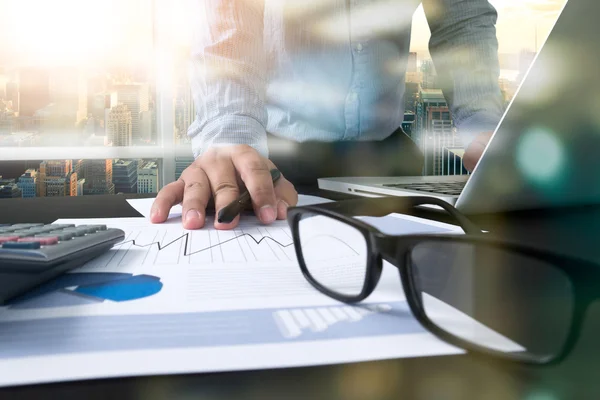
0,223,125,305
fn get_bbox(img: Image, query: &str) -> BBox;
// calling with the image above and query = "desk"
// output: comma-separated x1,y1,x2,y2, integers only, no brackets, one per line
1,192,600,399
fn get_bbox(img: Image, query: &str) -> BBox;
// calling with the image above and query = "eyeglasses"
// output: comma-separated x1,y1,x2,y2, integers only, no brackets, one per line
286,196,599,365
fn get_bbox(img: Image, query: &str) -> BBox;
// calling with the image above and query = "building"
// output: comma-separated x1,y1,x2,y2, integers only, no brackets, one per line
38,161,77,197
401,111,415,139
44,172,77,197
90,91,117,121
83,159,115,195
139,110,153,143
115,84,150,143
17,169,37,198
175,157,194,180
404,81,419,113
407,52,418,73
138,161,159,194
420,60,438,90
77,178,85,197
0,183,21,198
106,104,132,146
19,68,50,117
38,160,76,197
415,89,461,176
112,159,138,194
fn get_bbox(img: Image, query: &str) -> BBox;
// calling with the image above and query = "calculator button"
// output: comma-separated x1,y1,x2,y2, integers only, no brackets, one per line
18,237,58,246
2,241,41,249
10,224,44,229
48,224,76,229
0,236,20,244
77,225,99,234
88,225,107,231
36,232,74,241
60,229,87,237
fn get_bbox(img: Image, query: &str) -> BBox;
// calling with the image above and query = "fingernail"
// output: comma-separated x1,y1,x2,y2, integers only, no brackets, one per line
259,205,276,224
185,209,202,225
150,207,159,220
277,200,289,218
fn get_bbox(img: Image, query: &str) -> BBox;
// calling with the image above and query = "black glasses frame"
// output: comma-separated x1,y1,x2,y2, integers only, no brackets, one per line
287,196,600,365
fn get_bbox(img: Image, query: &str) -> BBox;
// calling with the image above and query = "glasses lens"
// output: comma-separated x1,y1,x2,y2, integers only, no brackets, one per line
409,240,573,362
297,212,369,297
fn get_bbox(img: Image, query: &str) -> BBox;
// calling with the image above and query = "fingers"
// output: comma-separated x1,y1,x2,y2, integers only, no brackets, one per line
231,146,278,224
180,165,211,230
201,151,242,230
151,180,185,223
274,175,298,220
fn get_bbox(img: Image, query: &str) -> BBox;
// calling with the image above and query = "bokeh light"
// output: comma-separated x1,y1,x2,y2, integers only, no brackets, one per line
516,127,565,185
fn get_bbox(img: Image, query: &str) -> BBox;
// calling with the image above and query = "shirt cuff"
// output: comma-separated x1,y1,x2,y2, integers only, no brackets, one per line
456,112,502,148
188,115,269,159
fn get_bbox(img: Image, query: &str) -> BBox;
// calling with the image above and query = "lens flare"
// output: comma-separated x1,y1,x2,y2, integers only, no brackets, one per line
516,127,565,184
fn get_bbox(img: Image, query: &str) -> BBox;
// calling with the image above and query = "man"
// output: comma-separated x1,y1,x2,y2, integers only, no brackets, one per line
151,0,504,230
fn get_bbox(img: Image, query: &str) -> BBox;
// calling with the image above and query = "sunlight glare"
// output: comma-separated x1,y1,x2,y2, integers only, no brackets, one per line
516,127,565,184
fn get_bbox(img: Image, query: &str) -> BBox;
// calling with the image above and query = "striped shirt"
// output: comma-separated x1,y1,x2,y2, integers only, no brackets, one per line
188,0,505,158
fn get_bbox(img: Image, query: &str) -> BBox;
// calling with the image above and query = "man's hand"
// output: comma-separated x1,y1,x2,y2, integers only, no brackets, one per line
463,131,493,172
150,145,298,230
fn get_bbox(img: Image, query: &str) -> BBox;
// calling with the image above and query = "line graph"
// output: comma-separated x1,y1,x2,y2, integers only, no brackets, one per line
78,220,365,269
123,231,293,257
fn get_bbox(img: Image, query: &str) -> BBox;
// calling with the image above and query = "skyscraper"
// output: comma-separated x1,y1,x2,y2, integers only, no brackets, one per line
407,52,418,73
415,89,459,176
106,104,132,146
138,161,159,194
83,160,115,195
19,68,50,117
17,169,37,198
115,84,150,143
112,159,138,193
0,183,21,198
420,60,438,90
38,160,77,197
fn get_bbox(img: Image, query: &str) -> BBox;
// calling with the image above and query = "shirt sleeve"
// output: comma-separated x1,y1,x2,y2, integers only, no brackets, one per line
187,0,269,159
422,0,505,147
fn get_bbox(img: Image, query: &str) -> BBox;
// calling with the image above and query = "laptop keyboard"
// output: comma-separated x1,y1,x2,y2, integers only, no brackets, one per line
382,181,466,196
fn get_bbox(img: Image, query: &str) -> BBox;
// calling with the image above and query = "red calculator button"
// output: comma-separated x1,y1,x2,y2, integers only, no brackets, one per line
18,237,59,246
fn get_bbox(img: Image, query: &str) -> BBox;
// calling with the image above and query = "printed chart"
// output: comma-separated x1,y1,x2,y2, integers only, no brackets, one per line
8,273,163,309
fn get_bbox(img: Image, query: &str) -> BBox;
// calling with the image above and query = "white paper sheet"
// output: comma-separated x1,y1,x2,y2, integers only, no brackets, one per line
0,211,519,387
127,194,333,221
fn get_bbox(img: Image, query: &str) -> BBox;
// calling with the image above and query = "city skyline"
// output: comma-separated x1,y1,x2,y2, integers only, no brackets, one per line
0,0,565,198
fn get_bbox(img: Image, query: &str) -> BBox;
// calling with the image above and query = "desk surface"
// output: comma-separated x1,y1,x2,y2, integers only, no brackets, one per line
1,192,600,399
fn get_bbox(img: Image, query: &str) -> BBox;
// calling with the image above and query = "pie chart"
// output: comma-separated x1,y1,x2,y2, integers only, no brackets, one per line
8,273,163,309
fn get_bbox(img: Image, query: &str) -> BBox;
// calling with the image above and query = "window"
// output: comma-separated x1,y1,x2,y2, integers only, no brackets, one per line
0,0,568,191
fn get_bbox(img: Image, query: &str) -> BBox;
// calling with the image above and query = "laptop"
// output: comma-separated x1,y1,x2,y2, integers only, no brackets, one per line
319,0,600,214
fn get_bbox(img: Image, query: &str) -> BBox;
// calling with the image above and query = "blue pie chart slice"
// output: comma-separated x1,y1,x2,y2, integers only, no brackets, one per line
9,273,163,309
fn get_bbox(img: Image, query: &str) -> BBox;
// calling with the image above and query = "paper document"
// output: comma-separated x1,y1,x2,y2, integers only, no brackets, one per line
0,207,515,387
127,194,333,221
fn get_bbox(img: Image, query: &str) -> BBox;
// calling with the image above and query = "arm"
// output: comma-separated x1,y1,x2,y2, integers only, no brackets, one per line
188,0,269,158
422,0,504,148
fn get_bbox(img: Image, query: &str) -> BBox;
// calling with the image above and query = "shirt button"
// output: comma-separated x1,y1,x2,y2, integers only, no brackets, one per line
356,43,363,52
